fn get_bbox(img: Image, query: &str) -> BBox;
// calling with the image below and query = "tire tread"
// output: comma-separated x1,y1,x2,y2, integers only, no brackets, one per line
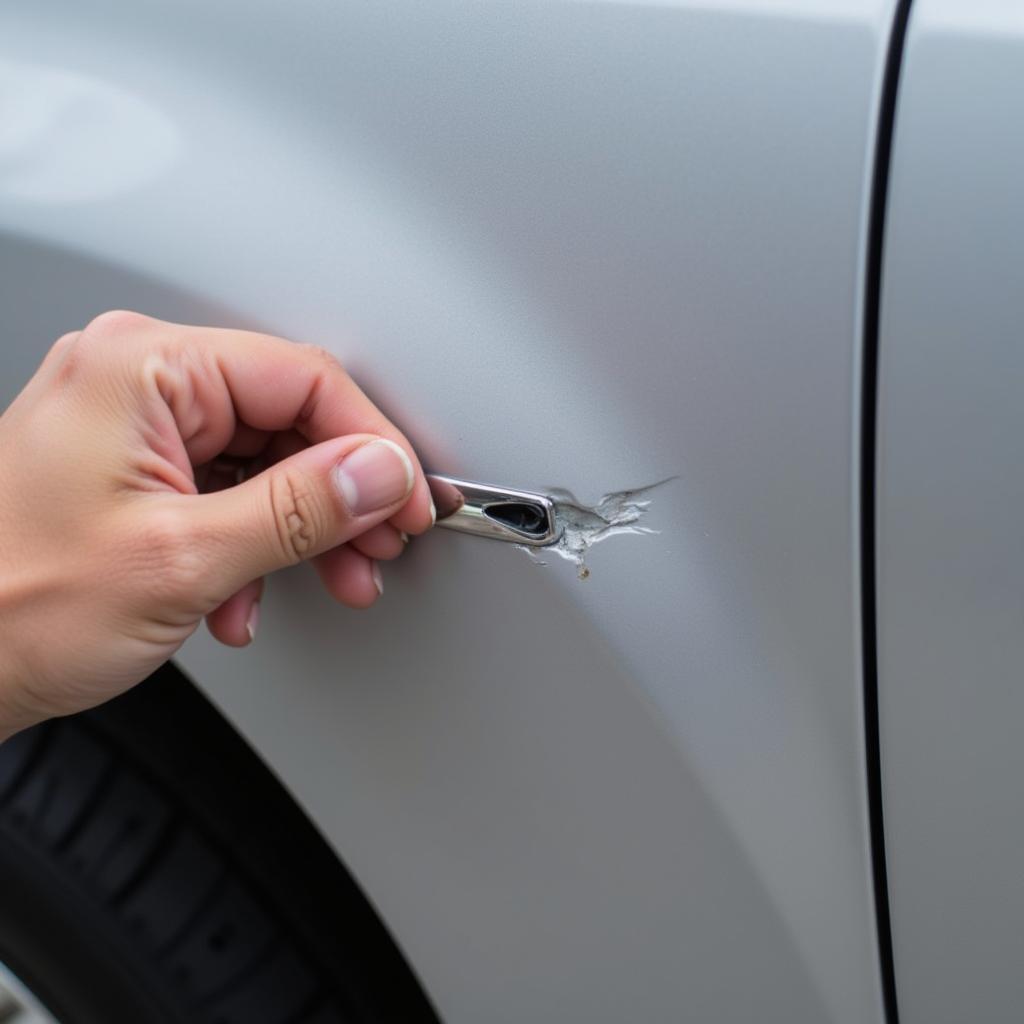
0,717,344,1024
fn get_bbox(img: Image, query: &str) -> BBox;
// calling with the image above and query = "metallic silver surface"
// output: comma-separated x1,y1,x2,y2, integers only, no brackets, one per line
876,1,1024,1020
0,1,899,1020
0,961,64,1024
427,474,561,547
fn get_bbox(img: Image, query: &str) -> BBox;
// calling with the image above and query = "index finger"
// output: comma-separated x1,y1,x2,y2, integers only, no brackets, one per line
155,317,434,534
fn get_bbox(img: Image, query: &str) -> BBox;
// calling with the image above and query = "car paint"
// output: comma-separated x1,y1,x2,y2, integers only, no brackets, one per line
0,959,62,1024
0,1,905,1020
876,1,1024,1020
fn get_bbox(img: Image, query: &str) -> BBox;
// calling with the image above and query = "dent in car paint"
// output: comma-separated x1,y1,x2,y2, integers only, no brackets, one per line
523,479,672,578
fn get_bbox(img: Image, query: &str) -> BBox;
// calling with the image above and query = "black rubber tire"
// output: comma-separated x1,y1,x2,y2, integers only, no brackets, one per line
0,664,438,1024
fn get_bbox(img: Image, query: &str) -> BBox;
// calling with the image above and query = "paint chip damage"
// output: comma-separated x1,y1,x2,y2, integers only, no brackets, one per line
522,479,672,578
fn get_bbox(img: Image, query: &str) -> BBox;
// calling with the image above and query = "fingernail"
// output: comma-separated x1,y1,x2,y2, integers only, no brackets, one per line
334,439,414,515
400,531,410,545
372,562,384,596
429,499,437,526
246,601,260,643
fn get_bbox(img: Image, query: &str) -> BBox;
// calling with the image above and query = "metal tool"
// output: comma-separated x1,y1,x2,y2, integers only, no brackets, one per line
426,475,562,547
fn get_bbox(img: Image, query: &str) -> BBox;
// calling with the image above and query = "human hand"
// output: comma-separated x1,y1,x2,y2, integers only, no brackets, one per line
0,311,434,737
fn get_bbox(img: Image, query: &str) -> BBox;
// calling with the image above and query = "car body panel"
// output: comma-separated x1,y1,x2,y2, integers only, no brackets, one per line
876,2,1024,1020
0,2,897,1019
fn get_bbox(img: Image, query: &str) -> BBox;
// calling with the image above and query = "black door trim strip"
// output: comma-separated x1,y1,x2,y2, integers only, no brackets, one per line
861,1,915,1021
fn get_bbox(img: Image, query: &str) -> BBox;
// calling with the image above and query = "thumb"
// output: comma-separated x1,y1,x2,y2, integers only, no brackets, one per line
189,435,415,598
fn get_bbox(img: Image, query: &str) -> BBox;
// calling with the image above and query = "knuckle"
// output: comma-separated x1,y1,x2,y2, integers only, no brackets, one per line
301,343,346,375
295,344,348,425
84,309,150,341
49,330,81,356
137,508,205,596
39,330,82,381
59,311,155,385
268,470,325,564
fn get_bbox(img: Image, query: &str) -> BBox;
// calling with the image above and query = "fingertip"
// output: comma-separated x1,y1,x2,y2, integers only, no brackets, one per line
312,544,381,609
351,522,406,561
245,600,260,643
206,617,250,648
375,438,415,496
388,476,435,536
206,579,263,647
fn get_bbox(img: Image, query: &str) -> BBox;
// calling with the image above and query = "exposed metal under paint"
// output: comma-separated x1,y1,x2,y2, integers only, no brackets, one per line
523,479,672,578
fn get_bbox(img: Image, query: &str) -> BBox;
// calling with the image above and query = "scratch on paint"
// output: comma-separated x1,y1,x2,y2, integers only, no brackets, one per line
520,478,674,579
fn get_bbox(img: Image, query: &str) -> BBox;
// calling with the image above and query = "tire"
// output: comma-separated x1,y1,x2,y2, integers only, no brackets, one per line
0,664,438,1024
